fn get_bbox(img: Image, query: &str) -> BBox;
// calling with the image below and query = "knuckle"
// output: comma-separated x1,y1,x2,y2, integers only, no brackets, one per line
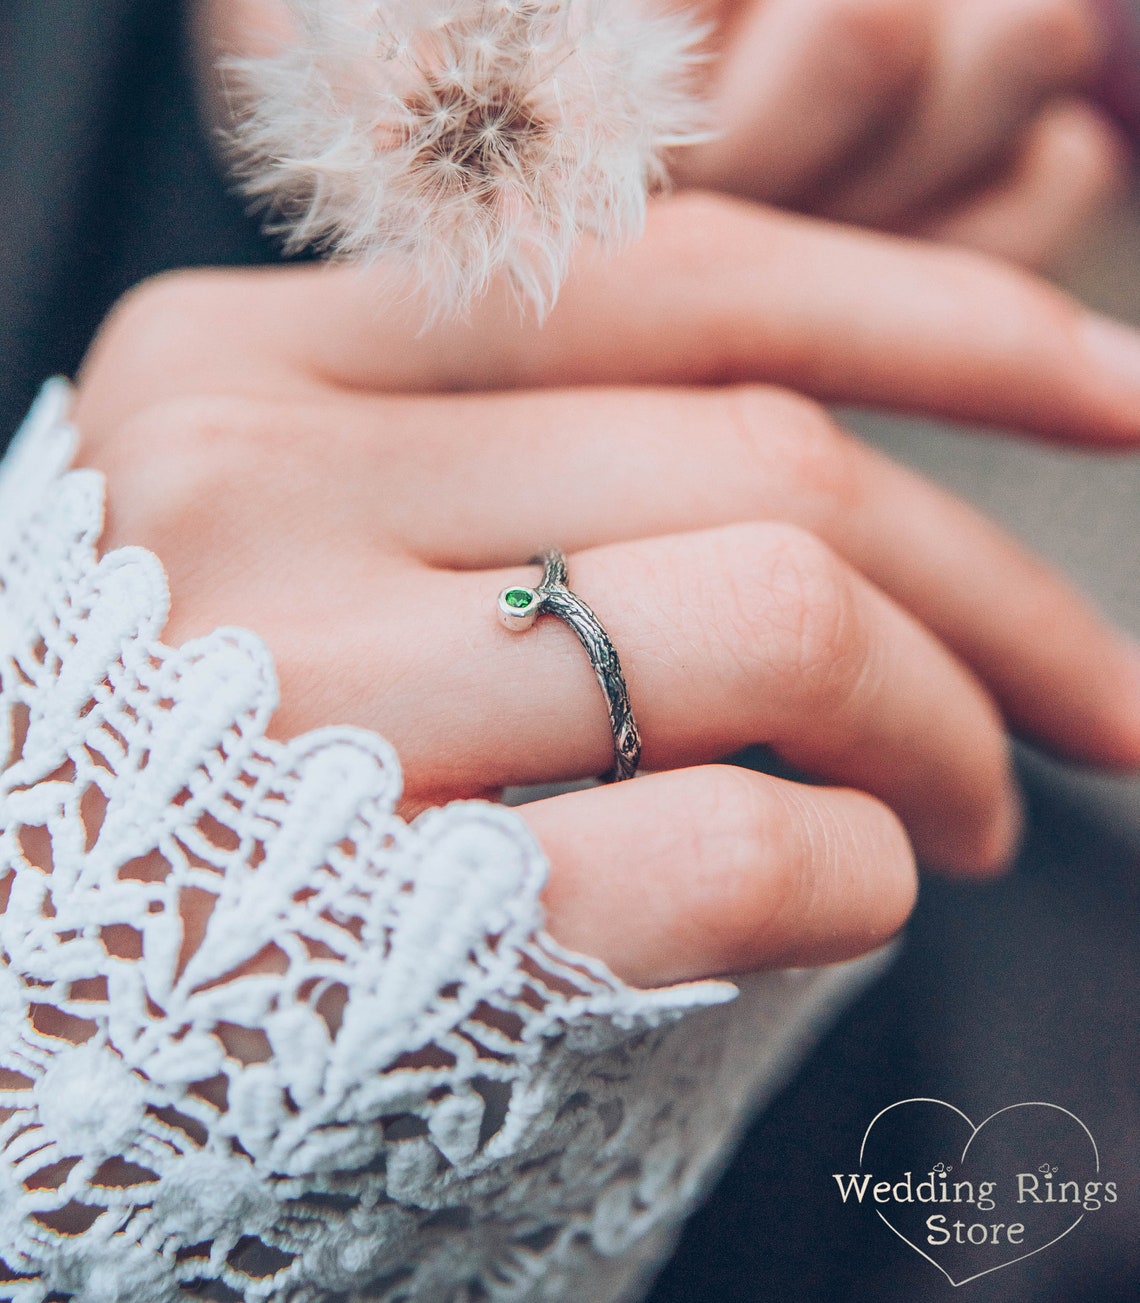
78,271,241,430
679,769,919,972
99,394,276,538
677,766,797,963
86,264,342,477
719,521,866,709
97,270,220,360
722,387,865,530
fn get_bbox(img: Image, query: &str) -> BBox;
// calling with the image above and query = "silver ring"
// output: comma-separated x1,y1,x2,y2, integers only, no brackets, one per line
497,548,642,782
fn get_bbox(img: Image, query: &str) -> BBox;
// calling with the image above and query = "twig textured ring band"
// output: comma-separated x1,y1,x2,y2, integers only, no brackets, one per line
498,549,642,782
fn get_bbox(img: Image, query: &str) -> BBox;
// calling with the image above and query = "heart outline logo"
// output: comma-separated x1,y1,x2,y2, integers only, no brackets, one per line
858,1099,1101,1287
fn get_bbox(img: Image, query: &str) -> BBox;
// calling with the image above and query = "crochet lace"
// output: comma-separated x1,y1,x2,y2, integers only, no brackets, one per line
0,383,884,1302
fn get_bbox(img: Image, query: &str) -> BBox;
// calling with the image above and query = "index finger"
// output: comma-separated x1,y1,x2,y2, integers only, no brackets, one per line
76,196,1140,448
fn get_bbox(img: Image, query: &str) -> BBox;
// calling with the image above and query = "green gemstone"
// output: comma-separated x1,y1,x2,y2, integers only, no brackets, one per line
504,588,534,610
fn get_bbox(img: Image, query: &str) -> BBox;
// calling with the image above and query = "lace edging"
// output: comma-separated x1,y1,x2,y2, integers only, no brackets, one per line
1,382,755,1302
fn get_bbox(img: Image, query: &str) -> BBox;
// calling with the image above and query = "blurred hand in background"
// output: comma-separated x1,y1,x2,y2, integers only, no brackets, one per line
672,0,1138,268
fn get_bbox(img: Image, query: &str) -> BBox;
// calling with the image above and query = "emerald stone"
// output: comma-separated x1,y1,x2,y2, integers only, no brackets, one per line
504,588,534,610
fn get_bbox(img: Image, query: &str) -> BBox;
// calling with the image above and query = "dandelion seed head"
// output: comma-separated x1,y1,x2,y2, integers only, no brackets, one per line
226,0,709,318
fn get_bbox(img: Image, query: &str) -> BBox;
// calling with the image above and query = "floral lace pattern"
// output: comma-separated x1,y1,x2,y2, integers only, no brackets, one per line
0,384,885,1302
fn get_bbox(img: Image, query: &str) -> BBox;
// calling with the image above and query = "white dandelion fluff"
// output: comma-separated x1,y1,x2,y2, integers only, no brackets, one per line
225,0,709,317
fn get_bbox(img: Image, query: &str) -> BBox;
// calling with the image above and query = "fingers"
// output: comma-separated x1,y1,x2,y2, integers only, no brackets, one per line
87,378,1140,774
519,196,1140,446
914,97,1132,268
820,0,1104,226
521,765,918,987
672,0,930,203
336,522,1019,875
83,391,1025,878
673,0,1114,254
346,382,1140,772
374,382,1140,768
74,196,1140,448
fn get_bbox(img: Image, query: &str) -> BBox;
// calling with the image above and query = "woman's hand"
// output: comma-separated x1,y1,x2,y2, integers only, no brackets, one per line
72,195,1140,988
673,0,1132,268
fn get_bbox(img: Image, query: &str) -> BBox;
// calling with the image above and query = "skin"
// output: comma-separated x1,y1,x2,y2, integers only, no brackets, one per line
25,0,1140,1222
197,0,1132,270
672,0,1131,268
73,194,1140,989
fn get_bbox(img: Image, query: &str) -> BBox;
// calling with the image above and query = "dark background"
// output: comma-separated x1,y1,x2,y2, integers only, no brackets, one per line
1,3,1136,1298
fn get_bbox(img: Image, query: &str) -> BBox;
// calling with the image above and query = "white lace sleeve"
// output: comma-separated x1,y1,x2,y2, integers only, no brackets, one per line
0,383,891,1303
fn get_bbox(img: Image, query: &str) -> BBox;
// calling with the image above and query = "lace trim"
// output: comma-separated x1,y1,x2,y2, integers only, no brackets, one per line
0,383,883,1302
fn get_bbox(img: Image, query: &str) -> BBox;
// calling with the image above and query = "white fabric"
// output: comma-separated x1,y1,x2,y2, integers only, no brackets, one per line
0,382,888,1302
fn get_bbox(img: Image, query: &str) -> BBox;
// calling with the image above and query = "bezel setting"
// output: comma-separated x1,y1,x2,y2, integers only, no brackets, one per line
498,586,540,631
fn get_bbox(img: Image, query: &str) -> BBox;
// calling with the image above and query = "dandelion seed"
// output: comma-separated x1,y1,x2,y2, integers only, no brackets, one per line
225,0,709,318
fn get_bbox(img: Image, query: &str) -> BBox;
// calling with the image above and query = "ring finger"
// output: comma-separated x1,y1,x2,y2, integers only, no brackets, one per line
242,384,1140,771
298,522,1019,876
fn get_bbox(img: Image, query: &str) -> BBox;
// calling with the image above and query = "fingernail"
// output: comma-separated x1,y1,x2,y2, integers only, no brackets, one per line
1080,313,1140,401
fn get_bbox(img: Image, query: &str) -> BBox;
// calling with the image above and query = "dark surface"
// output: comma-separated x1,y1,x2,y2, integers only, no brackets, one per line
0,0,275,452
645,752,1140,1301
0,3,1136,1299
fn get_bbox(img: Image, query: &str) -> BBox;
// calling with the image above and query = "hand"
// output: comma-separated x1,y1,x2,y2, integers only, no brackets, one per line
672,0,1132,268
72,194,1140,987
